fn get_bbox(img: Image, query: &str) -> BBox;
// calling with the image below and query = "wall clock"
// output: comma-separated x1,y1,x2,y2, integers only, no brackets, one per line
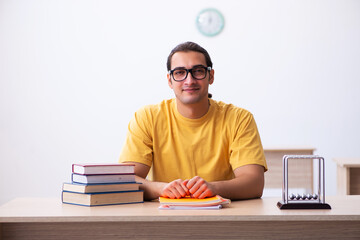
196,8,225,37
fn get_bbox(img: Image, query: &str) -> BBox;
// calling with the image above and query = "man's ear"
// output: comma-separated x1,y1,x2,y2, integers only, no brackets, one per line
209,69,215,85
167,74,173,89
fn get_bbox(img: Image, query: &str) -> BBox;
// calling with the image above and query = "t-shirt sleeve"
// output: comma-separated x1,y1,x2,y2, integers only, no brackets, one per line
119,107,153,167
229,112,268,172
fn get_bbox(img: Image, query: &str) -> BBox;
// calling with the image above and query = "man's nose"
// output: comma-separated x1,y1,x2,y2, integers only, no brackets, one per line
184,72,196,84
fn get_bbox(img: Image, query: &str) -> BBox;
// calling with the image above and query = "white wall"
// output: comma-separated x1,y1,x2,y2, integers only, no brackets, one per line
1,0,359,204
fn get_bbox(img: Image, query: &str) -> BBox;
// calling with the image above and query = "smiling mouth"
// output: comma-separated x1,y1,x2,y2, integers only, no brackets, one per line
183,88,200,92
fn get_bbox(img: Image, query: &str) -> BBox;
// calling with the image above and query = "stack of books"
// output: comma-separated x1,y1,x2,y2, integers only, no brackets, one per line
158,195,230,210
62,163,143,206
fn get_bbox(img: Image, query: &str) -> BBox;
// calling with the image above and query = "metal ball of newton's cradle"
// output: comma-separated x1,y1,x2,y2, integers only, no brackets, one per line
289,193,296,200
288,193,319,201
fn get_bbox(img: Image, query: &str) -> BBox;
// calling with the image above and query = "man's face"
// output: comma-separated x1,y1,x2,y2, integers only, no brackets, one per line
167,51,214,105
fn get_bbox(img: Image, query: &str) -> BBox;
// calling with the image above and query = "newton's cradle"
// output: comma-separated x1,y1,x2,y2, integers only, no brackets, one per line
277,155,331,209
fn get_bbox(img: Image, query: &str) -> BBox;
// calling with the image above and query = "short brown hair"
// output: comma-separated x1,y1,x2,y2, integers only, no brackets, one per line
166,42,213,71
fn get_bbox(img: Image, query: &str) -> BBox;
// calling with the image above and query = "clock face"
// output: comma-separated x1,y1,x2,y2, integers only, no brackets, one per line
196,8,225,37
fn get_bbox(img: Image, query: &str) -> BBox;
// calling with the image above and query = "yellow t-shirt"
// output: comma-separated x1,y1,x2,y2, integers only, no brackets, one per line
119,98,267,182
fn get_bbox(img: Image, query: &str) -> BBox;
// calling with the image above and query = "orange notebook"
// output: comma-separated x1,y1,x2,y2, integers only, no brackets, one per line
159,195,230,210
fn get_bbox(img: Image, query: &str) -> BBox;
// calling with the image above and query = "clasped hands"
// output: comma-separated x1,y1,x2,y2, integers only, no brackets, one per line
160,176,215,199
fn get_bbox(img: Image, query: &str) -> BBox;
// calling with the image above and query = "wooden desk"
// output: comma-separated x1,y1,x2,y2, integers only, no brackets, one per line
333,158,360,195
1,196,359,240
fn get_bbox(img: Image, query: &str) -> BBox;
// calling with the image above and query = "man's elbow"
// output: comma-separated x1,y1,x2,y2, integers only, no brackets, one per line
253,187,264,198
251,176,265,199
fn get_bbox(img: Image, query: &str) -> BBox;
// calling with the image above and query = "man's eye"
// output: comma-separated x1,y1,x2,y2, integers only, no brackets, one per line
174,70,186,75
193,68,205,74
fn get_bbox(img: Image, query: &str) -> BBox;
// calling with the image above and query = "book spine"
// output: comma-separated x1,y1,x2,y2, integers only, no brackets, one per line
73,173,135,176
62,190,144,195
65,182,141,186
71,173,136,184
62,201,144,207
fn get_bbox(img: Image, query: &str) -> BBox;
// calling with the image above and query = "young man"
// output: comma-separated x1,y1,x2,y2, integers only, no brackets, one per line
119,42,267,200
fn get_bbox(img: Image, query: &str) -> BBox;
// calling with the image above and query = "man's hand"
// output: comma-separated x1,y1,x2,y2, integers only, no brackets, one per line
160,177,215,199
185,176,215,199
160,179,190,199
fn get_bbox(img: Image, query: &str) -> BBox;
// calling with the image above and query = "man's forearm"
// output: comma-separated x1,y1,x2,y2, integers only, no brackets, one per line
184,165,264,200
135,176,166,200
209,164,265,200
210,174,264,200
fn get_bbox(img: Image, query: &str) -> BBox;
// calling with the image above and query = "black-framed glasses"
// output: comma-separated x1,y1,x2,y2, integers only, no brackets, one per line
169,65,212,82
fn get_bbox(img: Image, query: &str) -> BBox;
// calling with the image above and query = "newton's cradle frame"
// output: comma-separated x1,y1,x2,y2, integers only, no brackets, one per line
277,155,331,209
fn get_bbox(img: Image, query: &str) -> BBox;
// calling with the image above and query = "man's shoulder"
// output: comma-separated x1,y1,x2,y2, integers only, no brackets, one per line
211,99,253,117
136,99,174,116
